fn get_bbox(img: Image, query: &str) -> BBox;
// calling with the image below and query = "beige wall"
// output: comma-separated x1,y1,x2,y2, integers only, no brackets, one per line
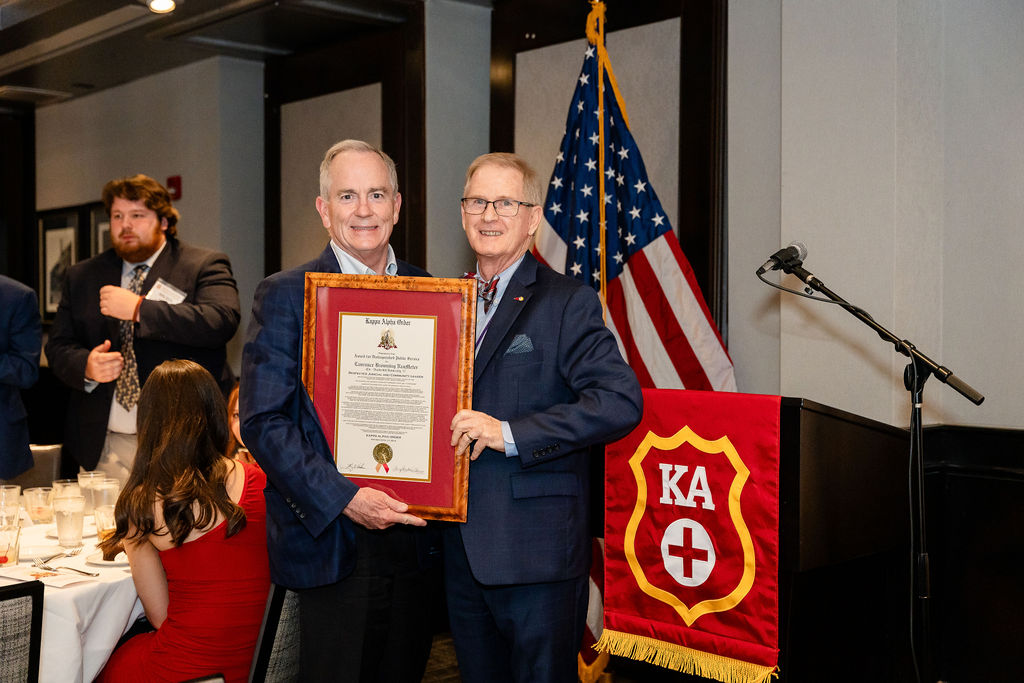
728,0,1024,428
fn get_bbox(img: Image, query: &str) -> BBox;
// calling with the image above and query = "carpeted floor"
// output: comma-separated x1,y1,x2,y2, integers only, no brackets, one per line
422,633,461,682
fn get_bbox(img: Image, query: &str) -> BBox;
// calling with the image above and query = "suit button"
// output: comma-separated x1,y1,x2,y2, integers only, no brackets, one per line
299,513,306,519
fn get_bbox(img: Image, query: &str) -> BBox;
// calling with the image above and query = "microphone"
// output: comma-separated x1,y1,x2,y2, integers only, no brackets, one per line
756,241,808,275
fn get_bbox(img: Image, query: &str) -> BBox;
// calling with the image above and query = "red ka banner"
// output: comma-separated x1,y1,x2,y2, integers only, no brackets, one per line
599,389,781,683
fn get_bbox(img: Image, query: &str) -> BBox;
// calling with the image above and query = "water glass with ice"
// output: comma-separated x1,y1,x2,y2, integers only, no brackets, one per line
53,495,86,549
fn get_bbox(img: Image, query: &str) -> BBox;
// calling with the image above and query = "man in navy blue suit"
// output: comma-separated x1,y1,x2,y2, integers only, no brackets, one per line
446,153,643,683
0,275,41,480
241,140,437,682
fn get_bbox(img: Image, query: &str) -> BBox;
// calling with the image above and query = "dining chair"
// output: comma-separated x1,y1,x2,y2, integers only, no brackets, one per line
0,580,44,683
1,444,62,489
248,584,301,683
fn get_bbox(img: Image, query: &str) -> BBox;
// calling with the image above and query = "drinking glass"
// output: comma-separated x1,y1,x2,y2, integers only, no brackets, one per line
93,505,117,544
53,495,86,549
23,487,54,524
0,485,20,526
53,479,82,499
77,471,106,514
93,479,121,509
0,525,20,566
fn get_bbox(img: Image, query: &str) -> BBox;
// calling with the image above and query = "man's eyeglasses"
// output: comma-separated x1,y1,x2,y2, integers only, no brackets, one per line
461,197,536,217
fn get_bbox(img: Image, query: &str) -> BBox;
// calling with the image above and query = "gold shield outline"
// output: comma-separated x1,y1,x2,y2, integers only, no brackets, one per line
623,427,756,626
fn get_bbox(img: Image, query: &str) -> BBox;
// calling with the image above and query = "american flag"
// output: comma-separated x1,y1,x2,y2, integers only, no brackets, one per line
533,41,737,392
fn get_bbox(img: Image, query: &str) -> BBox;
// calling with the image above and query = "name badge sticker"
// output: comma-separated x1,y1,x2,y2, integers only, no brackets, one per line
145,278,187,304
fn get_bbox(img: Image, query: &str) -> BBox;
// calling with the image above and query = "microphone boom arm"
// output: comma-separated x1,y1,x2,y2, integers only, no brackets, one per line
783,262,984,405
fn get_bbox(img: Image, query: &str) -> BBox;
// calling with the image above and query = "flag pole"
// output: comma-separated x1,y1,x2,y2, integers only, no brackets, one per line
587,2,608,315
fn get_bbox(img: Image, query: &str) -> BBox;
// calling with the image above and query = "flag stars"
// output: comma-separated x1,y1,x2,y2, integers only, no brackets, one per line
577,100,585,113
585,158,597,171
580,184,593,197
652,213,665,227
576,209,589,223
592,270,601,282
585,46,595,59
618,147,630,160
589,133,600,146
625,233,637,246
633,179,647,194
629,206,642,220
616,173,625,187
548,202,562,216
571,262,583,276
614,252,624,264
551,176,563,189
604,193,613,205
605,167,616,180
556,151,564,163
579,73,590,86
573,235,586,249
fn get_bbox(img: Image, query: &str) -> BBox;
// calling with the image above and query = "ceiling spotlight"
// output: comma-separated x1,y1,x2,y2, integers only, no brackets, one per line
147,0,176,13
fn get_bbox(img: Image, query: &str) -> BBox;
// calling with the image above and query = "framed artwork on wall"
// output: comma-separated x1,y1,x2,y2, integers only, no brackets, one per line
36,201,105,321
37,210,78,320
90,202,111,256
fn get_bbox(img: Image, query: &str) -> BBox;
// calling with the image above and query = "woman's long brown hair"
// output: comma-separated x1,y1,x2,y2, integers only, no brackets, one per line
98,359,246,554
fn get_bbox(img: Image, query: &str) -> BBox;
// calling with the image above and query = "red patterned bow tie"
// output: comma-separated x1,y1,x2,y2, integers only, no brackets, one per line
464,272,499,313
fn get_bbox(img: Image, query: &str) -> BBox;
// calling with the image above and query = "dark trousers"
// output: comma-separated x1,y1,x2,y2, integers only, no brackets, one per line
297,523,441,682
443,525,589,683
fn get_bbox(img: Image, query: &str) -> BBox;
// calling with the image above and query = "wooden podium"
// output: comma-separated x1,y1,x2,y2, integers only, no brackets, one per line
776,398,914,681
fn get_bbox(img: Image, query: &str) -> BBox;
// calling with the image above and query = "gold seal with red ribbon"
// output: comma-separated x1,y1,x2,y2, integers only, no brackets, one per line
373,443,393,473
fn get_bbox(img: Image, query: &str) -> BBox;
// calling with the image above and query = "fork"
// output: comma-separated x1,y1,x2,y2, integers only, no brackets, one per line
32,558,99,577
38,546,83,564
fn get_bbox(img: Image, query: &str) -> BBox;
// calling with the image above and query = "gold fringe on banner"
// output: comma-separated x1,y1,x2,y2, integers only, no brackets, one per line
595,628,777,683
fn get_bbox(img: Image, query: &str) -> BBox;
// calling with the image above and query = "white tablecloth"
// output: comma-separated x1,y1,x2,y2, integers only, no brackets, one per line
0,519,143,683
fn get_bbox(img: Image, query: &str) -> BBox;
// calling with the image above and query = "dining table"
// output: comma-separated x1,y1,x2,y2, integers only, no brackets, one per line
0,514,144,683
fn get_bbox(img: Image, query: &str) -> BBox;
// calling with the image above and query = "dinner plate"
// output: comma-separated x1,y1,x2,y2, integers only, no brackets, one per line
86,551,129,567
46,524,97,540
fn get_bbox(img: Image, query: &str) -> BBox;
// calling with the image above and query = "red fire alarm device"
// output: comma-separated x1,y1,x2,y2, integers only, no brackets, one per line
167,175,182,200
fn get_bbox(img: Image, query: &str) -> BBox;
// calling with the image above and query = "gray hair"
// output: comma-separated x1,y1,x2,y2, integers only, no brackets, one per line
319,139,399,198
463,152,544,205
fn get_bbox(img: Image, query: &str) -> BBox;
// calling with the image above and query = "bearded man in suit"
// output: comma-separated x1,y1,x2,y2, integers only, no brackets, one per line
46,175,240,482
446,152,643,683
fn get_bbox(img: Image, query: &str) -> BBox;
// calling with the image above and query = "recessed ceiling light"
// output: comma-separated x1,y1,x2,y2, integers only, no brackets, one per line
147,0,176,13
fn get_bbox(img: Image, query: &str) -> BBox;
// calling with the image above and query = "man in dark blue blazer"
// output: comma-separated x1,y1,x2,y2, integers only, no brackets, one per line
446,153,643,683
0,275,41,479
241,140,438,682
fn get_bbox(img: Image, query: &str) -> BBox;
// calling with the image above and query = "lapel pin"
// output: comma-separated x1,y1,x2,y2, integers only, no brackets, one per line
514,296,525,302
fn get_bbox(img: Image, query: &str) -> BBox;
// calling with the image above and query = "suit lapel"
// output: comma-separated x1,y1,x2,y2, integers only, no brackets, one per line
311,244,341,274
473,253,538,383
139,239,175,297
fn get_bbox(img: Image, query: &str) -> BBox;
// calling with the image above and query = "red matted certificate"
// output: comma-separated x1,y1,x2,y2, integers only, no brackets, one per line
302,274,475,522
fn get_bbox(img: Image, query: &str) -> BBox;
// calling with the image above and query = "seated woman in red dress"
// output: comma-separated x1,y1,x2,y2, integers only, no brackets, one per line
97,359,271,683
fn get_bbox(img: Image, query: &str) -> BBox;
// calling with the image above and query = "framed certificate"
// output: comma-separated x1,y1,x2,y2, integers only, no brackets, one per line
302,273,475,522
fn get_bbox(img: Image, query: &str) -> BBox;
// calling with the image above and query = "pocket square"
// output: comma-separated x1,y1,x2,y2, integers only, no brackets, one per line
504,334,534,355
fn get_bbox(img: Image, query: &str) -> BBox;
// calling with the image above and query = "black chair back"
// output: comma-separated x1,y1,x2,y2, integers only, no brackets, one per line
0,580,44,683
248,584,300,683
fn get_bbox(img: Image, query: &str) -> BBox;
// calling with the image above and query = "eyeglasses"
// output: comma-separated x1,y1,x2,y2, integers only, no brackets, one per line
461,197,536,217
